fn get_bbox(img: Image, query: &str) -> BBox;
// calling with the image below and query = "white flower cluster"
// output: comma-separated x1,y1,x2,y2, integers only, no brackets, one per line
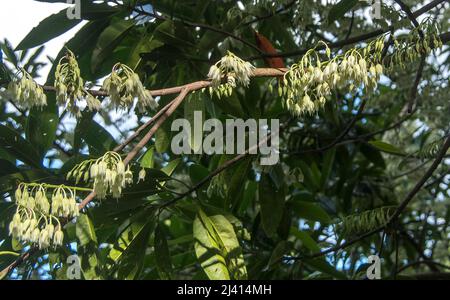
55,50,101,117
280,39,385,116
9,183,76,249
389,19,443,69
207,51,255,98
67,151,133,199
102,63,158,113
8,68,47,109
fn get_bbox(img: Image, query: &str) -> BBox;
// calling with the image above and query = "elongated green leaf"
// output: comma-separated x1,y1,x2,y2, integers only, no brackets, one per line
368,140,405,155
193,210,247,280
267,241,287,268
161,158,181,176
208,215,247,280
154,224,173,280
259,173,285,237
305,258,347,279
26,103,58,160
193,211,230,280
76,214,97,247
16,9,82,50
320,148,336,188
109,209,155,278
91,19,135,72
140,147,155,169
109,210,155,262
291,227,320,252
74,117,117,156
298,161,320,191
0,124,41,168
291,200,332,224
184,93,205,153
155,125,170,154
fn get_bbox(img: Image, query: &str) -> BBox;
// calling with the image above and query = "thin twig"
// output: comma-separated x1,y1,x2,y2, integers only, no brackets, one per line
408,55,426,113
292,98,367,155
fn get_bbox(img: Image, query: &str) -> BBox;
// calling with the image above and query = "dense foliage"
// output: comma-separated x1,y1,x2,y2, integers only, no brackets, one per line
0,0,449,280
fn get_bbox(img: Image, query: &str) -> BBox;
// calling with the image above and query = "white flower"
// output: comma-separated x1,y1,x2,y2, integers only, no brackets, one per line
53,229,64,247
39,229,51,249
138,168,146,183
207,65,222,87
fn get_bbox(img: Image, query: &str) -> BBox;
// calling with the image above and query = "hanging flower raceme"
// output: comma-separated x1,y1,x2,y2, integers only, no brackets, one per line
206,51,255,98
388,18,443,69
279,38,385,117
9,183,85,249
7,68,47,109
67,151,133,199
54,49,101,117
102,63,158,113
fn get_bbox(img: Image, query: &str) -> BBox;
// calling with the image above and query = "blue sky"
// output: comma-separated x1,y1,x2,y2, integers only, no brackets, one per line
0,0,87,83
1,0,142,163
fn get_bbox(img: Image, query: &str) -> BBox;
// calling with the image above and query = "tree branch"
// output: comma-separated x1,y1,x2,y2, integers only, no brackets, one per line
292,133,450,262
246,1,447,61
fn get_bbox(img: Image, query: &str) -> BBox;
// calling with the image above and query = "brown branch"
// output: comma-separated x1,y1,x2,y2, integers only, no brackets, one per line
408,55,426,113
113,99,175,153
292,133,450,262
412,0,447,17
246,1,448,61
158,131,275,211
240,0,298,26
393,0,421,29
387,134,450,223
41,68,287,98
1,67,288,279
131,7,264,55
396,260,450,274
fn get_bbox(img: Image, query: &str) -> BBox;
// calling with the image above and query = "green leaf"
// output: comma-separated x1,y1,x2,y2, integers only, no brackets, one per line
25,102,58,160
328,0,358,23
267,241,287,268
76,214,97,247
291,199,332,224
155,125,170,154
140,147,155,169
193,211,229,280
228,158,252,209
161,158,181,176
109,209,156,279
0,124,42,168
91,19,135,72
320,148,336,188
298,161,321,191
153,20,196,49
259,173,285,237
305,258,347,279
79,1,119,20
368,140,405,155
16,9,82,50
184,93,205,153
74,117,117,156
208,215,247,279
290,227,320,252
193,210,247,280
154,224,173,280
